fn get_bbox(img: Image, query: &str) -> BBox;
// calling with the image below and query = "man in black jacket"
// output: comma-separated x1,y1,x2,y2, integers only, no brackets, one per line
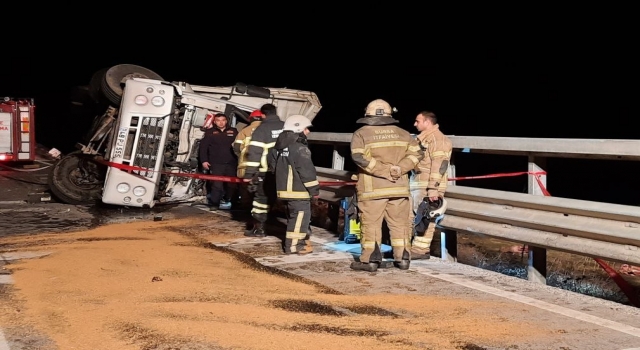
243,104,284,236
270,114,319,254
199,112,238,209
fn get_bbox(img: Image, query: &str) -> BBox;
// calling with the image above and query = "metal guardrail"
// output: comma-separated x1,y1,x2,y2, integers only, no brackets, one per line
443,186,640,265
308,132,640,160
307,132,640,267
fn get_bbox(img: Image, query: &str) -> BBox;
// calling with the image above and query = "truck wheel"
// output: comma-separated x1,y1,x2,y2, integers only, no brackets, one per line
88,68,108,104
48,152,106,205
100,64,164,106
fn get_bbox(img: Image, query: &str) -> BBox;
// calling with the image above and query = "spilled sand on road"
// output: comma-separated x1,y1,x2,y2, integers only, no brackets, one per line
0,215,556,350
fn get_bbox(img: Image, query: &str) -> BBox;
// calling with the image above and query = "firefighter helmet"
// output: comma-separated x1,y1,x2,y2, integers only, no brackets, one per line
283,114,313,133
426,197,447,218
364,99,394,117
248,109,264,121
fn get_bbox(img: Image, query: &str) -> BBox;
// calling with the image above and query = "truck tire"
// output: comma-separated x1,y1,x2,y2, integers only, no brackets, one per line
48,152,106,205
88,68,108,104
100,64,164,106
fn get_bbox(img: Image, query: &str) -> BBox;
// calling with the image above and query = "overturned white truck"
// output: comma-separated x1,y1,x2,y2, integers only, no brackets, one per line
49,64,322,208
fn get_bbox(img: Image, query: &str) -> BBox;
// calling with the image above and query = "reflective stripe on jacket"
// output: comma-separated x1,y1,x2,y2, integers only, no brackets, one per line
350,125,424,200
233,120,262,178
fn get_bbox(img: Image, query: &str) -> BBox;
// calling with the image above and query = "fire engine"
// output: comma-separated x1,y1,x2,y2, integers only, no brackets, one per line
0,97,35,162
48,64,322,208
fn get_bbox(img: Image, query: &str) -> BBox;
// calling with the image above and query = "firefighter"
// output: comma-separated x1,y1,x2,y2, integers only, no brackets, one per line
234,109,265,211
242,103,284,237
270,114,319,254
350,99,424,272
199,112,239,210
410,111,452,259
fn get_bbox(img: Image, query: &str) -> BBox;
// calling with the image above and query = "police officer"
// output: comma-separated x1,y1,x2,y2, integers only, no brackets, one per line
349,99,424,272
410,111,452,259
199,112,238,209
242,103,284,237
270,114,319,255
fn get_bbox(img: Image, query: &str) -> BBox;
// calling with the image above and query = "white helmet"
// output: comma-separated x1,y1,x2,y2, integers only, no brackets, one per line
427,197,447,218
364,99,394,117
284,114,313,133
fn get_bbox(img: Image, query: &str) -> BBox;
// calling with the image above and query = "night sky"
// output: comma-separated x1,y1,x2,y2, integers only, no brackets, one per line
2,24,638,205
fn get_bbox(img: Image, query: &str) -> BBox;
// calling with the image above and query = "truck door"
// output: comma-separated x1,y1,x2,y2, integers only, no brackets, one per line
0,110,12,157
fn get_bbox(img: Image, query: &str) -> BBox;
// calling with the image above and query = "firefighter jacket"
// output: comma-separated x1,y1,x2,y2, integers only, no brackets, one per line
269,131,319,200
350,124,424,201
413,124,452,197
233,120,262,178
199,126,239,165
243,113,284,178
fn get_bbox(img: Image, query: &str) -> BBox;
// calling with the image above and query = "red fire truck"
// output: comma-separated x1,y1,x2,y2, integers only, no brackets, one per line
0,97,35,162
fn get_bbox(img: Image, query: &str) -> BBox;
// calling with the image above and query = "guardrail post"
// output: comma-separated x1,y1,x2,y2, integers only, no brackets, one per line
528,156,547,196
440,229,457,262
441,155,456,259
528,246,547,284
447,162,456,186
332,146,345,170
527,155,548,283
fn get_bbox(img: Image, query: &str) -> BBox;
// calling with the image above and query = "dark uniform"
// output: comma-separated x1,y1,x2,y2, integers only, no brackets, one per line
243,104,284,236
270,130,319,254
199,124,238,206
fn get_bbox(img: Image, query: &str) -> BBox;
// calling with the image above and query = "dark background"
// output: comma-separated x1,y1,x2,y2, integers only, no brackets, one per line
1,21,638,206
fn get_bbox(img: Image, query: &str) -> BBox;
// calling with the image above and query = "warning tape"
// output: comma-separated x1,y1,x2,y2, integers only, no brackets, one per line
94,159,246,183
322,170,550,187
94,159,351,186
449,170,551,195
94,159,551,188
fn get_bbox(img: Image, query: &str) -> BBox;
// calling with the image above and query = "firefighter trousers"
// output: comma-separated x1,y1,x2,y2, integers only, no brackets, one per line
238,183,254,211
251,172,277,223
409,187,442,254
358,197,412,263
283,200,311,254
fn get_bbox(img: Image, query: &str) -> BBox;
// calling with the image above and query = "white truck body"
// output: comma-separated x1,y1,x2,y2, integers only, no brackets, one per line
48,64,322,207
101,78,322,208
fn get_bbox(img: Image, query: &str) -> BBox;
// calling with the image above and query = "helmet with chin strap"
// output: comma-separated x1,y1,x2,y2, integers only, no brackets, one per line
283,114,313,133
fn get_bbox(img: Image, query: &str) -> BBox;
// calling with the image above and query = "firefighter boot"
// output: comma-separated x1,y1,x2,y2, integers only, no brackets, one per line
351,242,382,272
394,249,411,270
410,237,430,259
410,250,430,260
244,222,266,237
297,240,314,255
350,261,379,272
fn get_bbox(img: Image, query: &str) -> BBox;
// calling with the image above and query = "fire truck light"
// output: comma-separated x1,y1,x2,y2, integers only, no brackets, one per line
0,154,6,160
